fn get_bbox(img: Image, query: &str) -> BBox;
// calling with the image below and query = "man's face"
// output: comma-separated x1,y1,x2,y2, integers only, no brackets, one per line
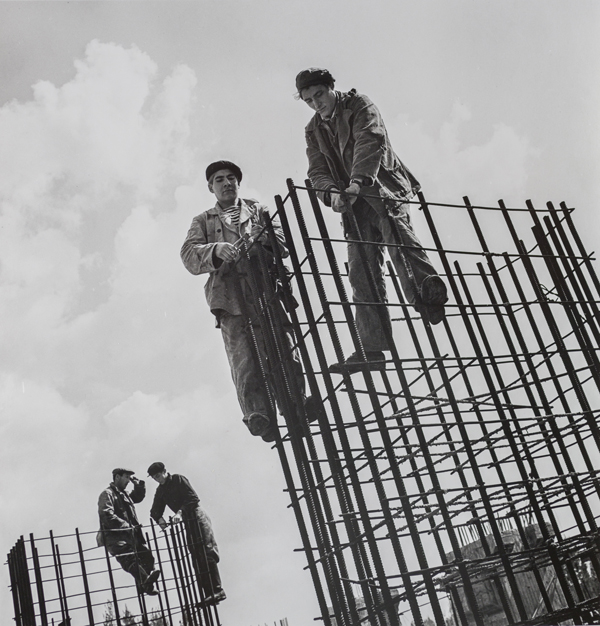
208,169,240,206
151,471,168,485
114,473,132,490
300,84,337,120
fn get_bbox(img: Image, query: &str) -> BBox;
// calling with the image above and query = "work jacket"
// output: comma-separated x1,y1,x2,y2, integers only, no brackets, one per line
180,199,288,319
305,89,421,216
97,481,146,548
150,474,200,523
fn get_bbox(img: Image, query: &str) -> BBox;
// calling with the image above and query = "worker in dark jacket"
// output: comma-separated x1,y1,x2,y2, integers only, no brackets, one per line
97,468,161,595
181,160,322,441
296,68,448,371
148,462,225,606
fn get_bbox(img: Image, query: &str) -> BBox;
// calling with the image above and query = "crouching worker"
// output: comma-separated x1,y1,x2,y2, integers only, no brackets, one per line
97,468,161,595
148,462,225,606
180,160,322,442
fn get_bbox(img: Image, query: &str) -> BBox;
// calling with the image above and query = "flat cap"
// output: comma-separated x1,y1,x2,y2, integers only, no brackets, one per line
295,68,335,94
112,468,135,476
206,160,243,183
147,461,166,476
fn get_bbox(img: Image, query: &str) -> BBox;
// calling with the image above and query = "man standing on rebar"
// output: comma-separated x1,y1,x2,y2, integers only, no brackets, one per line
97,468,161,595
147,462,226,607
181,160,322,442
296,68,448,371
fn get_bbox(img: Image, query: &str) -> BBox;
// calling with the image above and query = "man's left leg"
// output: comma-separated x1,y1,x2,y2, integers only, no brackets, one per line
253,303,323,430
112,541,159,595
380,204,447,324
136,543,160,593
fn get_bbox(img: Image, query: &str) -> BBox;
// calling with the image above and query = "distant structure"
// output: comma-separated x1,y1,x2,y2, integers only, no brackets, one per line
7,182,600,626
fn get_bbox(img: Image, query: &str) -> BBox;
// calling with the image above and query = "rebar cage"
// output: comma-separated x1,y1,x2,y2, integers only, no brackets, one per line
7,181,600,626
250,181,600,626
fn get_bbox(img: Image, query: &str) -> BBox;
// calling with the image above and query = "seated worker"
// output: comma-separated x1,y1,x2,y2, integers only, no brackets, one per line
296,68,448,372
97,468,161,595
180,160,322,441
148,462,225,606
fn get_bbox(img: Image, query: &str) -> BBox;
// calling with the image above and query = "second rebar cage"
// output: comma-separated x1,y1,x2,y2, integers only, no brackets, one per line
255,181,600,626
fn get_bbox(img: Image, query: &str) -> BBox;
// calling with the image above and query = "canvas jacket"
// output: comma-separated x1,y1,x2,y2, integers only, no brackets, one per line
305,89,421,215
97,480,146,547
150,473,201,522
180,199,288,318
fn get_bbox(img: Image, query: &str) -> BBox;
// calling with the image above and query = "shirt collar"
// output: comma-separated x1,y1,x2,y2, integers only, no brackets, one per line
215,198,241,213
214,198,254,225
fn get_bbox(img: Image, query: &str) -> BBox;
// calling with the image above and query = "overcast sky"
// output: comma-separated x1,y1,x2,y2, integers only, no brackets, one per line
0,2,599,625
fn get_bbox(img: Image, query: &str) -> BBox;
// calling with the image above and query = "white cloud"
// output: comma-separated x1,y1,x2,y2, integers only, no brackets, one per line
0,39,208,613
0,40,200,390
389,99,539,206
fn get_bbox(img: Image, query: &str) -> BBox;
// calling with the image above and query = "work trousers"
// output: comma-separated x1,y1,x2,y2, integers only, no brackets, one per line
219,307,305,429
108,539,155,590
184,506,222,597
347,199,439,352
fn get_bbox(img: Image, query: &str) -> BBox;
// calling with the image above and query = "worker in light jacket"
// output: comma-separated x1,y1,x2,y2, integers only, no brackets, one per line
297,68,448,372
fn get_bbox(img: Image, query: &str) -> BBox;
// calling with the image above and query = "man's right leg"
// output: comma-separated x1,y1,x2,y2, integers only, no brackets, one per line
186,508,225,604
219,311,274,437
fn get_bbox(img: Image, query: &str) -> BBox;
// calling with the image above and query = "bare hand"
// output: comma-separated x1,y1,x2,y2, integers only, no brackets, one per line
172,512,183,524
215,242,239,263
158,518,168,531
330,189,346,213
332,183,360,213
344,182,360,205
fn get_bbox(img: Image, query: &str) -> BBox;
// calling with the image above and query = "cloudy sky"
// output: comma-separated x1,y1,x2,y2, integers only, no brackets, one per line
0,2,598,625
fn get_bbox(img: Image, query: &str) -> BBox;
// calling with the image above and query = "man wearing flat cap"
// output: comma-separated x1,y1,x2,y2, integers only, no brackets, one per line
97,468,161,595
148,462,225,606
181,161,320,441
295,68,448,371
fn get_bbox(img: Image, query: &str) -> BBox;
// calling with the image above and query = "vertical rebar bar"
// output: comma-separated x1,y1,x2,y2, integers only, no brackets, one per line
75,528,95,626
29,534,48,626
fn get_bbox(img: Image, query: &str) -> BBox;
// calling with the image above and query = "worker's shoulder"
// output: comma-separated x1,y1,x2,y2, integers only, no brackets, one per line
341,89,375,111
189,206,218,224
98,485,115,502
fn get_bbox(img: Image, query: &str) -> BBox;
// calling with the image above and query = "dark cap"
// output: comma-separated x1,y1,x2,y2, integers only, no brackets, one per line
206,160,242,184
112,468,135,476
147,461,166,476
295,68,335,94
